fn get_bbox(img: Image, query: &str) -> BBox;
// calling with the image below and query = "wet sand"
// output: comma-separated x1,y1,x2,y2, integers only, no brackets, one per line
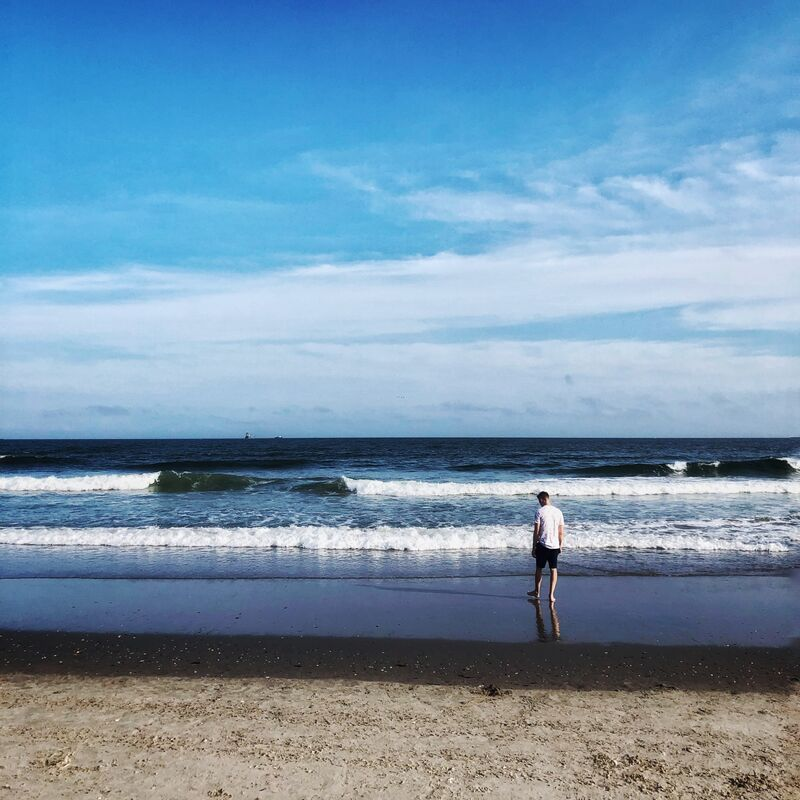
1,629,798,691
2,574,799,645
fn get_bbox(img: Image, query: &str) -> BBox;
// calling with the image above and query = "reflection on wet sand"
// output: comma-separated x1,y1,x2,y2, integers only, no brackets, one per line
531,599,561,642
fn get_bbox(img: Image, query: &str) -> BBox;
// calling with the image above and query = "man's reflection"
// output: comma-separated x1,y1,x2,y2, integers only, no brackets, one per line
530,598,561,642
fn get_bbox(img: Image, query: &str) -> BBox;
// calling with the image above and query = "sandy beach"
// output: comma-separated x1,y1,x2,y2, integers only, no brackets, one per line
1,674,797,800
1,630,798,799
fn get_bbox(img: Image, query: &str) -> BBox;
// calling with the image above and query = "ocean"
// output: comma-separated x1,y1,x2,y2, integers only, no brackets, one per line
1,437,798,582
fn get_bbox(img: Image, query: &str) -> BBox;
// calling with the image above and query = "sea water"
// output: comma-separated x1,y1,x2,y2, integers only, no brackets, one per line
1,438,798,580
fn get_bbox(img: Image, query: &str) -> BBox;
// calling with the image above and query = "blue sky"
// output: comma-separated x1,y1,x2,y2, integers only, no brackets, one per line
1,0,799,436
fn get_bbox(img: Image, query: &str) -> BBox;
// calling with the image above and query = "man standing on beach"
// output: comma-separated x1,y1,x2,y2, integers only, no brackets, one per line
528,491,564,604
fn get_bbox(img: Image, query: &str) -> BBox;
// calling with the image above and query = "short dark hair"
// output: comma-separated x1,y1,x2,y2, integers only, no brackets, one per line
537,491,549,501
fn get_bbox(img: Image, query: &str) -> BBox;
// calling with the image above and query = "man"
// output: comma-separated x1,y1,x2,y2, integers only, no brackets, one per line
527,491,564,604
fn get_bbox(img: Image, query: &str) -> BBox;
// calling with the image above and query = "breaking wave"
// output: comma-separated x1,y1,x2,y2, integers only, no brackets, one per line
149,471,266,492
2,464,798,497
576,462,684,477
681,457,800,477
0,471,265,493
341,476,800,497
0,520,795,552
291,477,351,496
577,457,800,478
0,473,160,492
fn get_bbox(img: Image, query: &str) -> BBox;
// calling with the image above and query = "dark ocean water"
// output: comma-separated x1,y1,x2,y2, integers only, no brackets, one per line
1,438,798,579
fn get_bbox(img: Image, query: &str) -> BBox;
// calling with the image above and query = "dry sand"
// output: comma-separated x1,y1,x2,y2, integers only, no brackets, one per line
2,631,798,798
2,672,798,799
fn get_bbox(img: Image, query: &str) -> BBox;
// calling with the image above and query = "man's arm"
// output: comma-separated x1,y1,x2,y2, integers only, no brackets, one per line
533,517,541,555
558,517,564,549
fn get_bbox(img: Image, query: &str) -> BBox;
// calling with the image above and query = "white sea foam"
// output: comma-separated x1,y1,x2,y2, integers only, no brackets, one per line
783,457,800,470
341,476,800,498
0,521,795,552
0,473,159,492
666,461,687,473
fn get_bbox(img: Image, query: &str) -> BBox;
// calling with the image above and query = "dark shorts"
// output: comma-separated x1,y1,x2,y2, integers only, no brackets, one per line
535,543,560,570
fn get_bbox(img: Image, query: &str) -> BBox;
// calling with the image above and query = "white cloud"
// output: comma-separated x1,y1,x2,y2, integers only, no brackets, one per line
2,234,798,434
2,239,796,350
318,132,800,250
2,265,205,295
603,175,713,216
3,338,798,436
402,186,638,232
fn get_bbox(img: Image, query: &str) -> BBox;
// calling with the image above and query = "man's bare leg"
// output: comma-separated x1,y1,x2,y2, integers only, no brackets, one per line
549,568,558,604
534,568,543,599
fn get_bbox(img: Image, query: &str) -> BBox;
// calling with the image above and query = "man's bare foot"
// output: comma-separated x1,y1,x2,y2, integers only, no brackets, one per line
526,590,539,598
549,597,556,605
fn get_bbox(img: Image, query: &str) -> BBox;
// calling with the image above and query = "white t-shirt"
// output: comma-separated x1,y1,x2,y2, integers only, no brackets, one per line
535,504,564,549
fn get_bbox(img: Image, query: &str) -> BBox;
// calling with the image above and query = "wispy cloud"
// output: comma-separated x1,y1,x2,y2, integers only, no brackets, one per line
3,265,194,295
3,238,796,346
302,157,381,194
311,132,800,249
3,192,283,222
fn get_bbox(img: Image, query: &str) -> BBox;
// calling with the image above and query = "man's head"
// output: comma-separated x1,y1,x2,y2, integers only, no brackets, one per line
537,491,550,506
